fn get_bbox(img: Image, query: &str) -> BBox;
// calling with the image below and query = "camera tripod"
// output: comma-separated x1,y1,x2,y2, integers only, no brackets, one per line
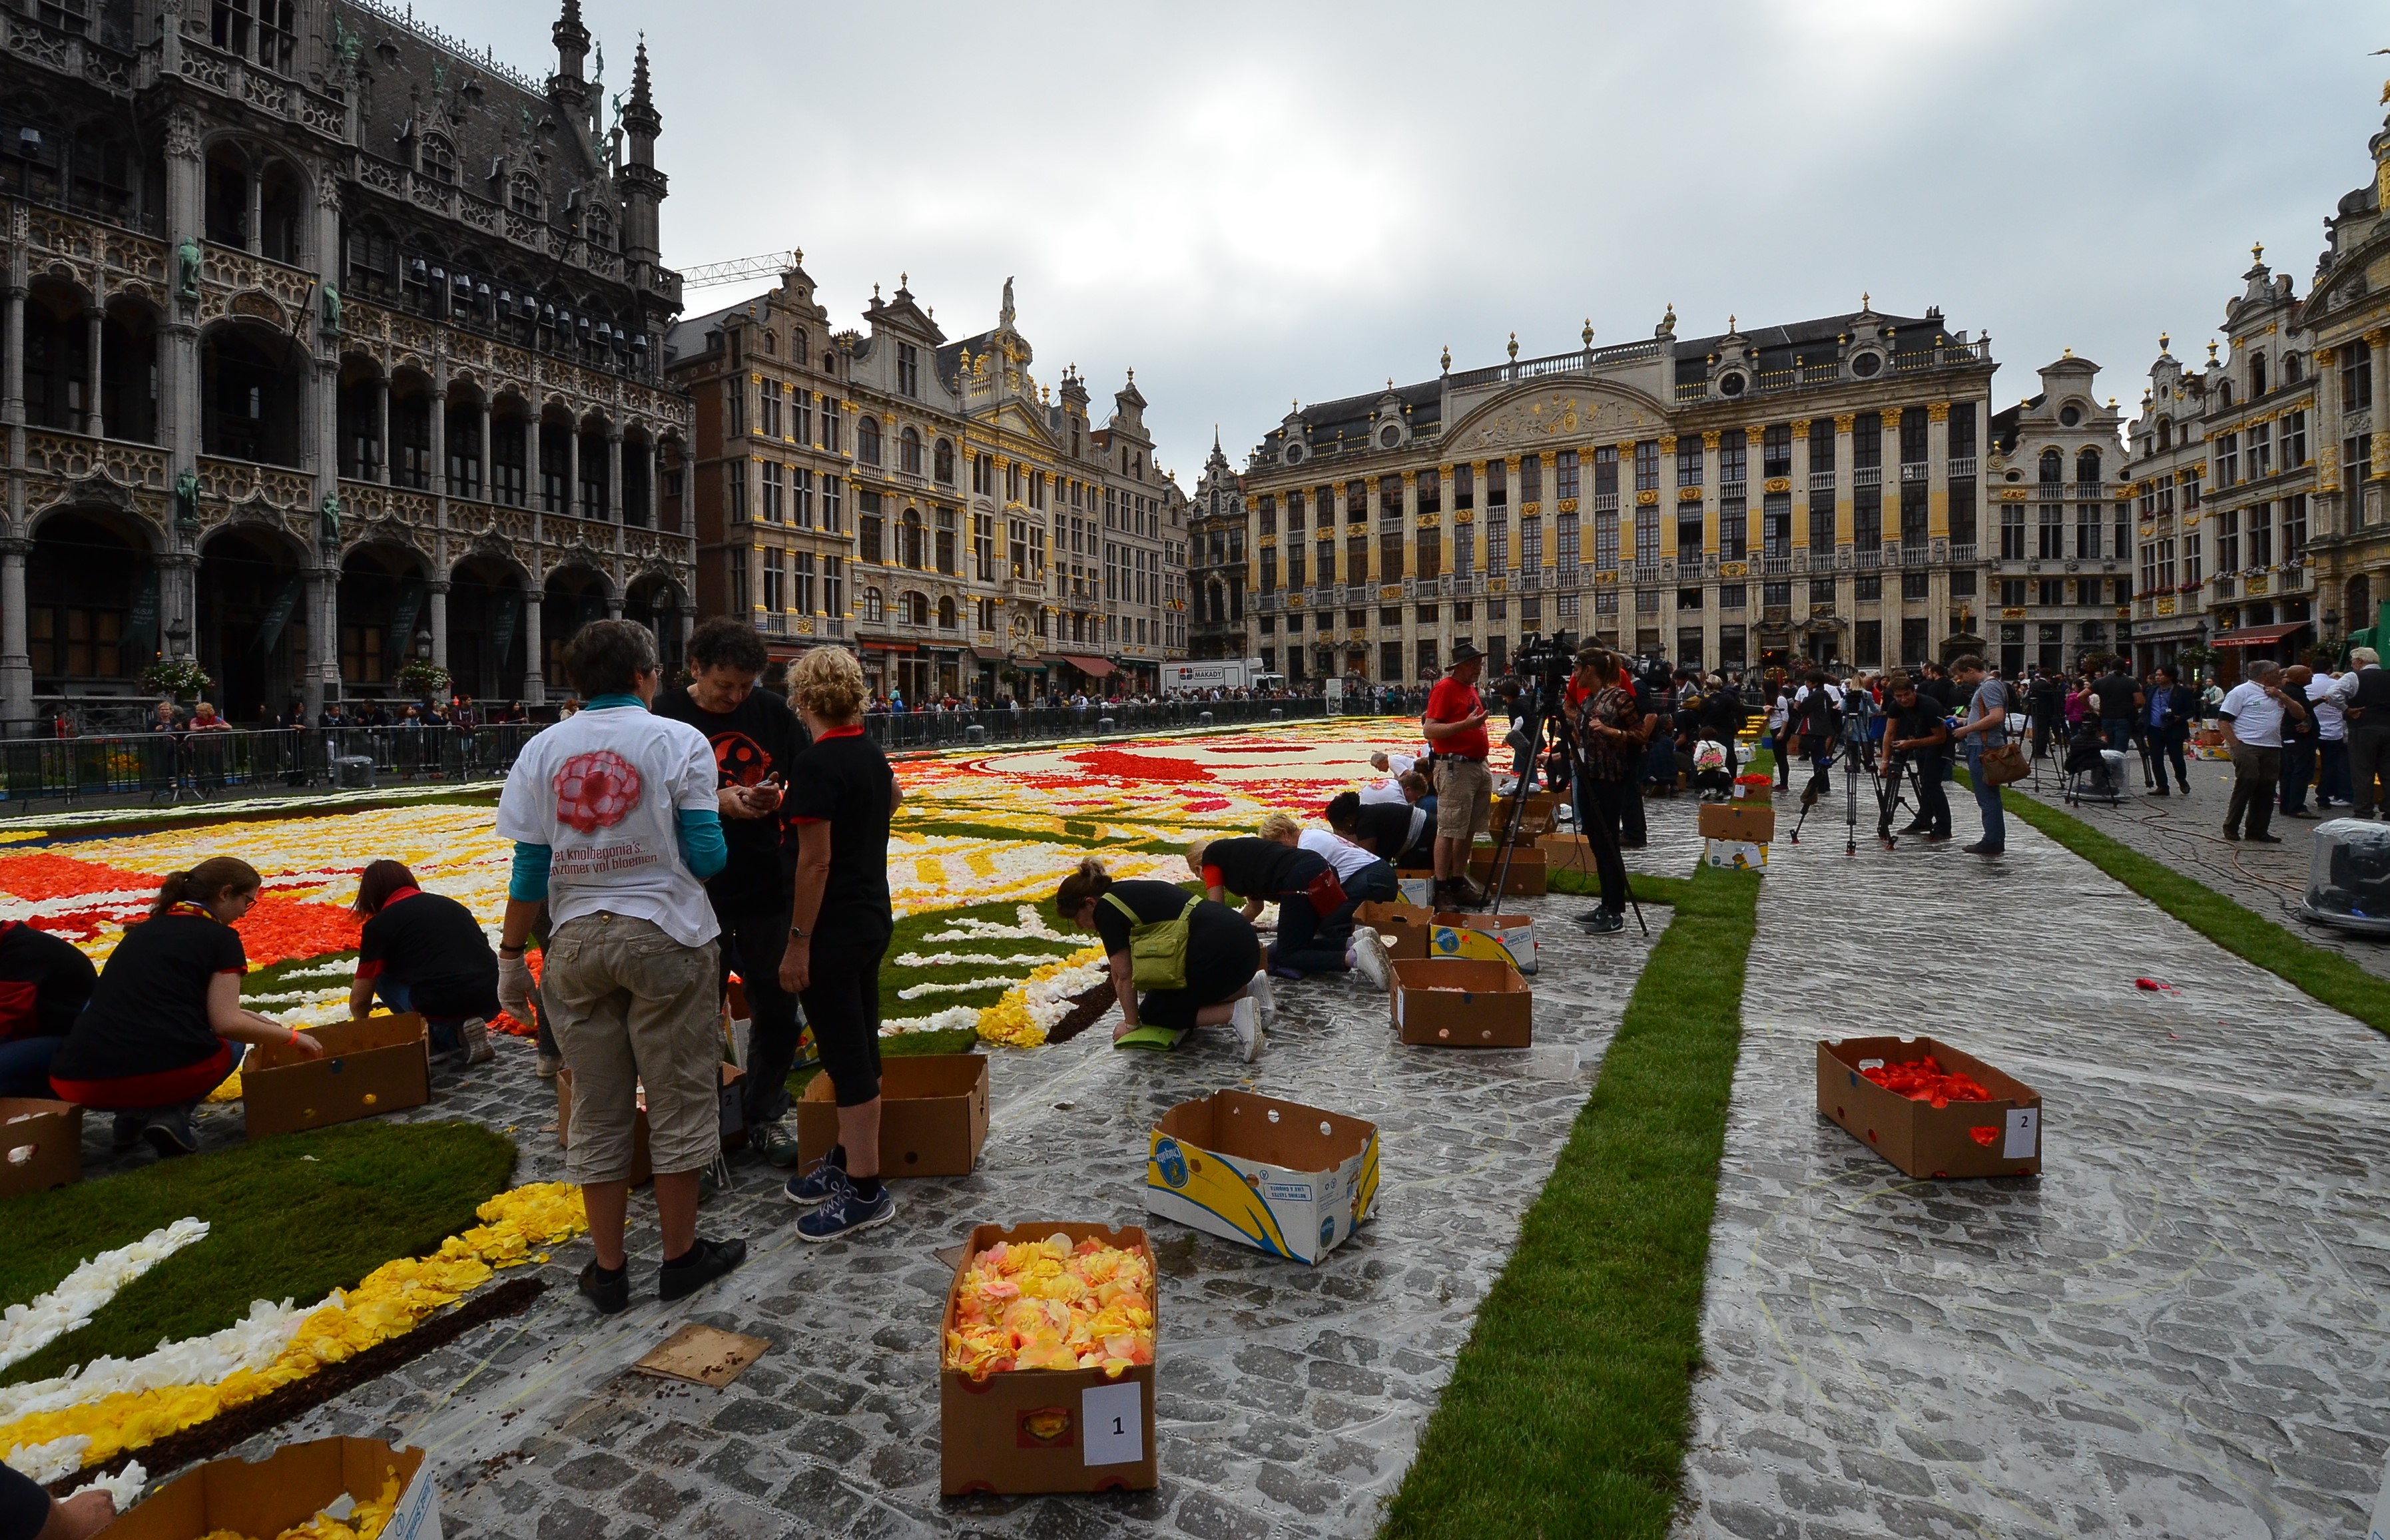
1787,696,1883,856
1483,639,1646,938
1870,748,1941,850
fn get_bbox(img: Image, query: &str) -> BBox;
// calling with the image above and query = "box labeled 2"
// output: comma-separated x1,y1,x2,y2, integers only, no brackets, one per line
1815,1035,2044,1180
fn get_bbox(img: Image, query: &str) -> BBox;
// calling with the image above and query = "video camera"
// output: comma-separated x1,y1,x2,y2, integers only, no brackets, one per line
1512,631,1580,695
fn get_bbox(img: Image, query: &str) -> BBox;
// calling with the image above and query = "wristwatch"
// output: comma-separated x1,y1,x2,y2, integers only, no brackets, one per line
788,925,810,940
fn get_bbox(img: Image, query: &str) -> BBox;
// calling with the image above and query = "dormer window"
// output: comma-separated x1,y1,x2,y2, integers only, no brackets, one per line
509,174,543,221
213,0,295,74
421,134,457,185
896,343,920,398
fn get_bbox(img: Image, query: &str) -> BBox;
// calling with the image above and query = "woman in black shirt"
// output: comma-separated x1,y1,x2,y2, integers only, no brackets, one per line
774,646,900,1243
1058,858,1261,1060
0,920,98,1098
1190,834,1342,979
49,858,322,1156
348,860,502,1063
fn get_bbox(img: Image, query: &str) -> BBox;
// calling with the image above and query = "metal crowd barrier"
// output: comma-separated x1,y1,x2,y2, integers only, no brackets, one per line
0,724,543,808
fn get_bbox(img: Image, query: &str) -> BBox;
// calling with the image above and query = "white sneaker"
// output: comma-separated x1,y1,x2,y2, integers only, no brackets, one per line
1231,997,1264,1062
459,1017,496,1065
1351,928,1391,992
1246,969,1276,1021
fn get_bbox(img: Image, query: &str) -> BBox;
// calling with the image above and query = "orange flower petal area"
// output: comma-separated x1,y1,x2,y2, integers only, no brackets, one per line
944,1233,1155,1380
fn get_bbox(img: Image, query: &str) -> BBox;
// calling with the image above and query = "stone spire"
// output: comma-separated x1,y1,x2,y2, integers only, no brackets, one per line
617,37,666,266
551,0,592,101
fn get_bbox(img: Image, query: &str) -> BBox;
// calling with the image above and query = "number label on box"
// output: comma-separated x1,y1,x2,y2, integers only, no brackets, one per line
1081,1381,1143,1467
2004,1107,2040,1159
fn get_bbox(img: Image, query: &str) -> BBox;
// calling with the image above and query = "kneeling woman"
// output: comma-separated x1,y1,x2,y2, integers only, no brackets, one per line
1189,834,1347,981
349,860,502,1063
1058,858,1262,1061
49,858,320,1155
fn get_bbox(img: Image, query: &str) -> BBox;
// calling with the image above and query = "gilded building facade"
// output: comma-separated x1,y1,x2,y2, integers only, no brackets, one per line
1984,356,2134,675
668,272,1188,700
1238,304,1996,681
0,0,693,728
2124,336,2214,672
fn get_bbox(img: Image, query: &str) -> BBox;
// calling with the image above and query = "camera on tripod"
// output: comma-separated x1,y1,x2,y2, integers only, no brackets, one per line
1512,631,1580,696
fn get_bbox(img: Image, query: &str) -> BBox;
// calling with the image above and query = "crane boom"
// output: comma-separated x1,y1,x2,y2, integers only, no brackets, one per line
678,251,800,291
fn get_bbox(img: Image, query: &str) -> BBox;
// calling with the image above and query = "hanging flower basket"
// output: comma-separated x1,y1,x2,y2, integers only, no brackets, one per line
395,658,452,698
139,658,214,700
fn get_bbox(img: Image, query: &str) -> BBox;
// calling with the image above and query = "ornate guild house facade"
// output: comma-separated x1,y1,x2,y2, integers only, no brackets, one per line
1239,304,1997,682
0,0,692,728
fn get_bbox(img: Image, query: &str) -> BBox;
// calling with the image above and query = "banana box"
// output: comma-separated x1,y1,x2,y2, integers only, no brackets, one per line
1427,911,1535,975
1146,1090,1379,1265
1702,838,1769,872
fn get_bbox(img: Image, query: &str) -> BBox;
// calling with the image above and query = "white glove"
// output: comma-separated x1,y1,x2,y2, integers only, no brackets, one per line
497,954,534,1023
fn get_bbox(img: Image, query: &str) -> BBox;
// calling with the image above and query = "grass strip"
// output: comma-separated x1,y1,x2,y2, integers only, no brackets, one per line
1382,861,1761,1539
1980,774,2390,1036
0,1121,515,1386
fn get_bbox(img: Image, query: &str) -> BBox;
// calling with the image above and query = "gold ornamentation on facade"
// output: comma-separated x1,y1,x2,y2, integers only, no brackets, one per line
1763,477,1791,495
1558,497,1578,513
1520,502,1541,517
1834,413,1856,433
1636,489,1659,505
1927,402,1950,423
1701,430,1721,449
1454,509,1474,523
1657,435,1677,454
2000,607,2026,620
1677,487,1703,502
1998,489,2029,501
1719,561,1749,578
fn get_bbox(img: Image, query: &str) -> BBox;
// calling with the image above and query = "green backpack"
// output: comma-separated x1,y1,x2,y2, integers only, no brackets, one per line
1103,892,1198,990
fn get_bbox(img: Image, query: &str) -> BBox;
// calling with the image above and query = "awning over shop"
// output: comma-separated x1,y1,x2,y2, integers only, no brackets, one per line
1055,654,1117,677
857,638,919,653
968,647,1009,664
2210,621,2310,648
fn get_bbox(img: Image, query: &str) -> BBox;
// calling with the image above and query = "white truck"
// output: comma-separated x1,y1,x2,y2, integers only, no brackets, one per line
1163,658,1269,693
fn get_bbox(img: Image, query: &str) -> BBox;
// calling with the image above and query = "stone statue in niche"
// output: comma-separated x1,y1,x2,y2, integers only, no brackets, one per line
173,468,200,528
320,495,342,547
176,238,200,302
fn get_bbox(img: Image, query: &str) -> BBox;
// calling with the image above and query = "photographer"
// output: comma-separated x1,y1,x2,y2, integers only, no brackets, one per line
1563,647,1641,934
1784,670,1843,799
1881,672,1952,841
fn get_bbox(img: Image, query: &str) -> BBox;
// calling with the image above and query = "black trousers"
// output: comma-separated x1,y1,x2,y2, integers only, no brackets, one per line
1898,750,1950,836
715,899,802,1125
1574,776,1634,913
797,937,886,1107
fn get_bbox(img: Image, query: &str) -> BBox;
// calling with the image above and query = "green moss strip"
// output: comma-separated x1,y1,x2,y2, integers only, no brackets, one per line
1983,776,2390,1036
1382,862,1760,1538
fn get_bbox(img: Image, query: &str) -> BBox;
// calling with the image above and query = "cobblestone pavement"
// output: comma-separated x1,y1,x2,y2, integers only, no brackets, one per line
2004,752,2390,983
142,818,1709,1539
1675,793,2390,1539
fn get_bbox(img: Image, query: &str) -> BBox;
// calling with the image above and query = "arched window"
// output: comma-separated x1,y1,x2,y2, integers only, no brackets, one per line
934,438,955,483
760,331,776,356
858,415,882,465
862,587,884,623
2157,417,2172,450
900,426,922,475
2283,352,2304,384
421,134,457,185
901,510,924,569
792,330,808,366
938,596,958,629
905,591,930,627
2250,352,2267,397
2218,380,2234,408
2038,449,2063,484
2076,449,2101,486
582,206,613,252
508,174,543,221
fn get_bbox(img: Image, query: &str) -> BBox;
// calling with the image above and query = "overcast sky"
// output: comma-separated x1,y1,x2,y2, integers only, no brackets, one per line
413,0,2386,487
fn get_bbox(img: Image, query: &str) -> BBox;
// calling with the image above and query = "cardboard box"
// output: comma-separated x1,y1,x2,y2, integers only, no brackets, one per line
1466,846,1548,896
1352,899,1434,960
1733,779,1774,804
1537,833,1595,874
1390,957,1532,1047
95,1435,438,1540
1698,802,1779,844
243,1013,430,1139
558,1062,746,1186
940,1222,1158,1496
1429,910,1537,975
1703,839,1769,872
0,1098,81,1198
797,1053,988,1176
1146,1090,1380,1264
1490,791,1561,843
1816,1036,2043,1180
1396,869,1436,907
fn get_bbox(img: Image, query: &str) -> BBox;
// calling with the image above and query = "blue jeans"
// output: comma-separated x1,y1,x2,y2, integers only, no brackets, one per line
1965,742,2006,850
2280,736,2317,814
2320,738,2351,804
0,1036,60,1097
2102,717,2134,754
372,979,465,1054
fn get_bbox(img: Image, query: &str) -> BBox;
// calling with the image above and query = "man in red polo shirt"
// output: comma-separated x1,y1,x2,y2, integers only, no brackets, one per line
1424,642,1493,905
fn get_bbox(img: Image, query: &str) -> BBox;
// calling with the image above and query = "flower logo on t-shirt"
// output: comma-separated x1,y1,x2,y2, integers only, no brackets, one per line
712,731,770,788
553,750,644,833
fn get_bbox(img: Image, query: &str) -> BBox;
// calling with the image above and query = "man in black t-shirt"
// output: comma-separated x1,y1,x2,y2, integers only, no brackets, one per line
2090,662,2144,754
1881,673,1952,840
651,618,813,1164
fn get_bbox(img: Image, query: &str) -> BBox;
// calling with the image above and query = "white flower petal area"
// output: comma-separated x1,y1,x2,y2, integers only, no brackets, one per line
0,1218,212,1374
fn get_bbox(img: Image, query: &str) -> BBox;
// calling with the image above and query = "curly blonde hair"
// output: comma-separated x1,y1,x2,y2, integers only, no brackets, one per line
790,645,866,724
1257,812,1301,843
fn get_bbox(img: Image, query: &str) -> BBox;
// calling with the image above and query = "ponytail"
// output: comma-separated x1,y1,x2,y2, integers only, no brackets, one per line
1053,857,1111,917
151,856,262,917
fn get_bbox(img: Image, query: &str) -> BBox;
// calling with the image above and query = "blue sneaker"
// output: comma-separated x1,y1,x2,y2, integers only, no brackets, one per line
782,1150,848,1207
797,1180,896,1242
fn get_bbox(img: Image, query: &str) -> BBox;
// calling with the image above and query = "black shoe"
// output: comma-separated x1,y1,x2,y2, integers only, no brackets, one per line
1895,822,1930,836
2283,810,2319,820
2177,783,2192,795
578,1260,630,1315
2152,787,2170,798
111,1114,143,1151
658,1236,748,1300
2247,832,2284,844
1922,832,1952,842
2222,827,2241,841
141,1113,197,1157
1961,842,2004,856
1578,908,1624,933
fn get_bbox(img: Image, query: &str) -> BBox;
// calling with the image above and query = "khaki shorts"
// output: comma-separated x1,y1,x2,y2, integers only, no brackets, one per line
543,911,722,1183
1432,756,1494,840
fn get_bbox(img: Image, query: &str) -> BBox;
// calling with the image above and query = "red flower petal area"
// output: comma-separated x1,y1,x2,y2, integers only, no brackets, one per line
233,895,363,968
0,852,158,903
554,750,644,834
1861,1055,1994,1109
1066,748,1219,784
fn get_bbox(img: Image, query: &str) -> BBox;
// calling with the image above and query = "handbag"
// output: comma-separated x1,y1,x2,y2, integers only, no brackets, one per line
1103,892,1197,991
1303,866,1349,917
1977,740,2029,786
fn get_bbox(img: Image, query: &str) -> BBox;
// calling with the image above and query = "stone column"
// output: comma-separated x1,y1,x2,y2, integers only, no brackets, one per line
302,564,332,716
1833,414,1855,551
3,283,21,426
478,397,494,503
1790,418,1813,555
427,378,446,498
564,422,581,522
85,301,105,441
0,536,29,729
1927,401,1951,543
374,375,390,483
605,427,623,524
1742,427,1764,560
1655,438,1677,563
645,434,661,531
427,577,449,670
521,583,545,706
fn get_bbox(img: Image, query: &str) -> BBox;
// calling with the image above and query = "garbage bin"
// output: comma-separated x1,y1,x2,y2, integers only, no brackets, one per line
2301,818,2390,934
334,754,376,790
964,723,986,745
1269,708,1283,720
1095,717,1115,734
1198,711,1213,726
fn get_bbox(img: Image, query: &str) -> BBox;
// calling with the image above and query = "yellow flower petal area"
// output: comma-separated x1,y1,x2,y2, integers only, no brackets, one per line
204,1071,242,1105
974,947,1108,1049
884,836,1179,918
944,1233,1155,1380
196,1466,404,1540
0,1184,586,1476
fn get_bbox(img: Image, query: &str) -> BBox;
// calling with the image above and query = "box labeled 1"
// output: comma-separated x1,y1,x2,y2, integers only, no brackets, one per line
1816,1036,2043,1180
244,1013,430,1139
1389,957,1532,1047
940,1222,1158,1496
1146,1089,1379,1264
95,1436,438,1540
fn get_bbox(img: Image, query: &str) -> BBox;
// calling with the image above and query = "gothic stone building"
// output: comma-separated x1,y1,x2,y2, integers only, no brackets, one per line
668,271,1188,701
0,0,691,728
1239,304,1996,682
